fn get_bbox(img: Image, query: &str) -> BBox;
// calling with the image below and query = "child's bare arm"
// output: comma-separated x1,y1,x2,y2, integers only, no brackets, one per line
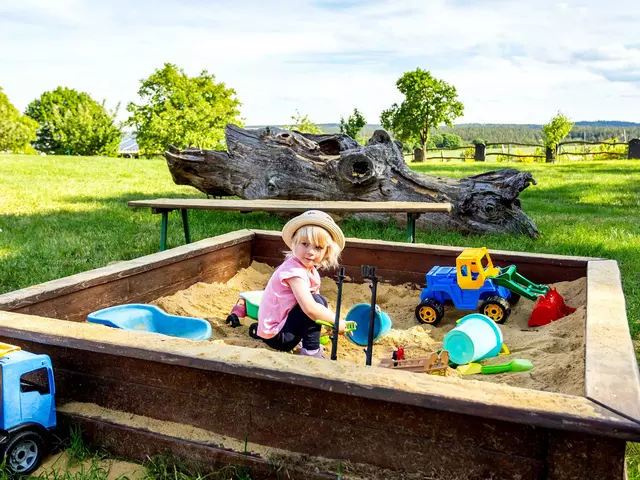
287,277,346,331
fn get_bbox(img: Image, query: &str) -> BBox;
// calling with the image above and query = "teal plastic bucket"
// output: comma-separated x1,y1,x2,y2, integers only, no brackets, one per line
443,313,503,365
345,303,392,346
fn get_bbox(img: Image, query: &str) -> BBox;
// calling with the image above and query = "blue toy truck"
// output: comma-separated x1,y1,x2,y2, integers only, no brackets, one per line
416,248,568,327
415,265,515,326
0,343,56,475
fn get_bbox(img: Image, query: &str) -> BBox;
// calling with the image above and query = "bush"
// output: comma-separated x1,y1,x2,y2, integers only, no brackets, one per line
26,87,121,156
0,87,38,153
460,147,475,161
428,133,463,149
594,138,627,160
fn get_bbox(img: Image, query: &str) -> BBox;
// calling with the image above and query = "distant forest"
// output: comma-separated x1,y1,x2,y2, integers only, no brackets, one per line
311,121,640,144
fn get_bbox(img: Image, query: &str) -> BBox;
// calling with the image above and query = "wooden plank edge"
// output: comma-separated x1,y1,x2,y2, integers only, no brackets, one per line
0,230,255,310
57,411,338,480
128,198,453,213
585,260,640,425
250,230,601,265
2,313,640,441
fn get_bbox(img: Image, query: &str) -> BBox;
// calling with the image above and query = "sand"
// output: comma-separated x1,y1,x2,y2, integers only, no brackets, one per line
154,261,587,396
35,449,146,479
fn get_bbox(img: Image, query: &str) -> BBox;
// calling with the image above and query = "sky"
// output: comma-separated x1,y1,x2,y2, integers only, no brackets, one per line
1,0,639,126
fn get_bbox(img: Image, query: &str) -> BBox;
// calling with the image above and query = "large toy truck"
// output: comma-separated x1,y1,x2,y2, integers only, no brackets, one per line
415,248,556,326
0,343,56,475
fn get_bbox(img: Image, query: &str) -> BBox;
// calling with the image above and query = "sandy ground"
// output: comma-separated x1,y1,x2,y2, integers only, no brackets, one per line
154,261,586,396
34,450,146,479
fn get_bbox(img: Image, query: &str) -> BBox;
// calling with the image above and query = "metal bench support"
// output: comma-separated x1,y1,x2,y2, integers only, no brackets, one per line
406,213,419,243
154,208,191,251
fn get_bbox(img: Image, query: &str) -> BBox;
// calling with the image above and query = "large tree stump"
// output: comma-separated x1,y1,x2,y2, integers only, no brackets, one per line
165,125,540,237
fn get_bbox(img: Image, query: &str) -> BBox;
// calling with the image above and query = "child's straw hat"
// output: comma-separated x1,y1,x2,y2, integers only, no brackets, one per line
282,210,345,250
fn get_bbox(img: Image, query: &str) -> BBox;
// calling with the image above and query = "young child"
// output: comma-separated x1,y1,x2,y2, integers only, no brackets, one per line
257,210,347,359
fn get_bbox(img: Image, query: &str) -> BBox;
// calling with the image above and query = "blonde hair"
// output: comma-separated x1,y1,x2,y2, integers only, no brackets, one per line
286,225,341,270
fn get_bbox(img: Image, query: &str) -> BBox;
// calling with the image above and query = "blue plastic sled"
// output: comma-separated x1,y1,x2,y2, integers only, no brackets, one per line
88,304,212,341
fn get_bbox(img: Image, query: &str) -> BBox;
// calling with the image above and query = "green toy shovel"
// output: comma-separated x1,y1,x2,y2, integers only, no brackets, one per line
457,359,533,376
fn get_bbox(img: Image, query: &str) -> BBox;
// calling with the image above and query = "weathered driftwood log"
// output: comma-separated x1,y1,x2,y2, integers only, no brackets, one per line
165,125,540,237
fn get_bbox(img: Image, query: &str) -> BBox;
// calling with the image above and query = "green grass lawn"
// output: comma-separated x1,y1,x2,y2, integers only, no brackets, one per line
2,154,640,476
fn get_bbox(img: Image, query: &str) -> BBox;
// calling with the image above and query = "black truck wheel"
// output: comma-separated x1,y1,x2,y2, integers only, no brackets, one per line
248,322,259,339
415,299,445,326
3,430,46,475
507,292,521,305
479,296,511,324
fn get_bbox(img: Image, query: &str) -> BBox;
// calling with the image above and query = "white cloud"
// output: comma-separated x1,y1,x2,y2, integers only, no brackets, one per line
0,0,638,125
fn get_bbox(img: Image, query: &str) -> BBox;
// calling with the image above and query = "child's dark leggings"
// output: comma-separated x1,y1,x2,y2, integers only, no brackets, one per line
262,294,327,352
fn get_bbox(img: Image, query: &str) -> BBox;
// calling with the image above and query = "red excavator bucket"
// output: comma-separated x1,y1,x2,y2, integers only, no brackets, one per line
528,288,576,327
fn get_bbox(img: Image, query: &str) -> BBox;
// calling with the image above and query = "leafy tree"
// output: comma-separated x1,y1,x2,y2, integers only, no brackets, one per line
472,138,487,145
339,108,366,140
126,63,243,155
0,87,38,152
428,133,463,148
380,68,464,161
25,87,121,156
542,111,574,149
285,110,323,134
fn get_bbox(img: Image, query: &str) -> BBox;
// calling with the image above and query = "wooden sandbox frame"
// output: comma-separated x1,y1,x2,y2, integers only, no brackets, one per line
1,230,639,479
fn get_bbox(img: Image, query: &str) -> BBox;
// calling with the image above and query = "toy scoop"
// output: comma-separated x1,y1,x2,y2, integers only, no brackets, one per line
456,359,533,376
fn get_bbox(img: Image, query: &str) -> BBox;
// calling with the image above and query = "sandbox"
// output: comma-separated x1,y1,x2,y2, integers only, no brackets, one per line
1,230,639,479
154,260,588,396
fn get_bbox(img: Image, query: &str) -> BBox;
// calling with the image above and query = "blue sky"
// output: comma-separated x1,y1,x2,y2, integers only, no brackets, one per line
1,0,639,125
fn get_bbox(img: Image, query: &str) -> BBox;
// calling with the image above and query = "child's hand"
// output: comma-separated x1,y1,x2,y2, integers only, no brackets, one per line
338,319,347,334
315,319,356,334
339,320,357,334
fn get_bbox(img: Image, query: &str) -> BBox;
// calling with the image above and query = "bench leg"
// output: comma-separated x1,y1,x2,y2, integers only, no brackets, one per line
181,209,191,244
406,213,418,243
160,211,169,251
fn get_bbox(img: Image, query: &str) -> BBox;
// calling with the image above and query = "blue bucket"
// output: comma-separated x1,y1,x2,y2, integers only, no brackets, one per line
88,304,212,341
345,303,392,346
443,313,503,365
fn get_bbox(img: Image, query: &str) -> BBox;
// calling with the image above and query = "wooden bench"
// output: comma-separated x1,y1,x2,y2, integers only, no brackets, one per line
128,198,453,251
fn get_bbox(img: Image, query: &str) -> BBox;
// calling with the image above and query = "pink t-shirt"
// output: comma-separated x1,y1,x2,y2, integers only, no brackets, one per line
257,256,321,339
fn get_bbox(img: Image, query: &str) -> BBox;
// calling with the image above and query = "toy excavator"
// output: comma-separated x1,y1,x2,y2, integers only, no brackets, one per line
415,248,575,327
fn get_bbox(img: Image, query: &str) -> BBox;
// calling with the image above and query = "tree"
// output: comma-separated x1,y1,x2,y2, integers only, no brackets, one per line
339,108,366,141
126,63,243,155
0,87,38,153
380,69,464,162
25,87,121,156
284,110,323,134
542,111,574,149
428,133,463,148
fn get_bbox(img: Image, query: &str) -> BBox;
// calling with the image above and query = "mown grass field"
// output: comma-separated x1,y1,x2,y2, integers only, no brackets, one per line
1,154,640,477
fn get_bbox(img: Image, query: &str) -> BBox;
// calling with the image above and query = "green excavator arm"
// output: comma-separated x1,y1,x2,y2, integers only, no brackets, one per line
489,265,549,301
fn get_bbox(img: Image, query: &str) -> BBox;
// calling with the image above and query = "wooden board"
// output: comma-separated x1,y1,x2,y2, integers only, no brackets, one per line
0,319,630,479
586,260,640,423
0,314,638,442
57,411,338,480
128,198,453,213
252,230,592,286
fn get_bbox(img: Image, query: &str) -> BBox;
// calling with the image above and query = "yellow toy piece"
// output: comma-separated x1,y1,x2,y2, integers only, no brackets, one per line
456,247,500,290
0,342,21,358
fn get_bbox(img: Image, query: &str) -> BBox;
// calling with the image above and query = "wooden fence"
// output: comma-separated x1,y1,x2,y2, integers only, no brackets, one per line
413,138,640,162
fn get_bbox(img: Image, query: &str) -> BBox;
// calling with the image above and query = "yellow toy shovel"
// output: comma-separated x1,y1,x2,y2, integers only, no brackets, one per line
457,359,533,375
